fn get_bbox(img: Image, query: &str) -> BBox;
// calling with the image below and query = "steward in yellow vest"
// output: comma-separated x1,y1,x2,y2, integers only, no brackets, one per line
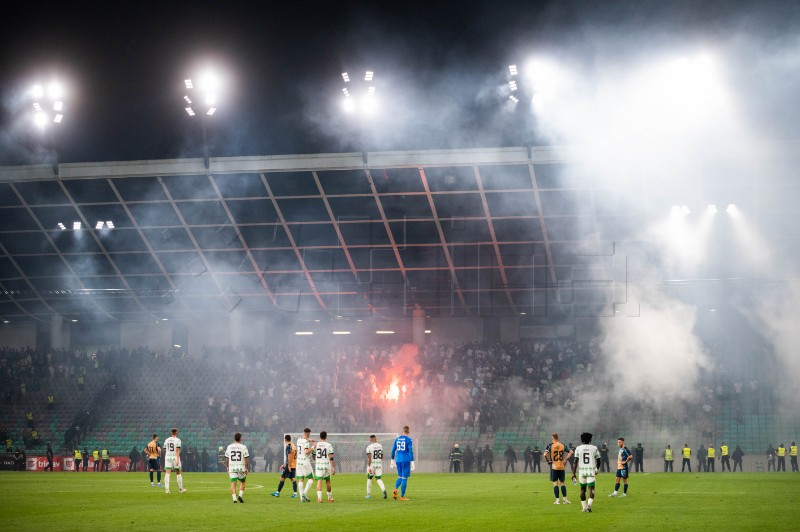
663,446,674,472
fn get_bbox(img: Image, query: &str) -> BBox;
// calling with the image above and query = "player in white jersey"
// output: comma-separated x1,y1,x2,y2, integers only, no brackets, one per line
313,431,335,503
365,434,388,499
163,428,186,494
296,428,315,503
225,432,250,503
571,432,601,512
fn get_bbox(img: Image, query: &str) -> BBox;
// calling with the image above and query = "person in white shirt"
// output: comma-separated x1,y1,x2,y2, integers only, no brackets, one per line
365,434,387,499
314,431,335,503
296,428,315,503
225,432,250,503
163,428,186,494
571,432,601,512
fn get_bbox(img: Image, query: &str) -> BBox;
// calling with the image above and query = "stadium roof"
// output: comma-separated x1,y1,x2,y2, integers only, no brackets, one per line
0,143,798,324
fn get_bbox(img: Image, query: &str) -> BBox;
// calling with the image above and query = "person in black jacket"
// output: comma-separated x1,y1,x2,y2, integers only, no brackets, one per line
129,446,140,472
523,446,533,473
483,444,494,473
449,444,463,472
504,444,517,472
45,442,54,471
732,445,744,472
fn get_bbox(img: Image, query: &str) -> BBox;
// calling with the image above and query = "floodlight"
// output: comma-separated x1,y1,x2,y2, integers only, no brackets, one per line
508,80,518,91
295,331,314,336
185,107,195,116
681,205,690,215
48,82,63,99
57,223,66,230
95,221,104,230
72,222,81,230
726,204,737,214
707,205,717,214
184,96,192,104
53,101,63,111
33,102,42,112
375,330,395,334
509,64,517,76
206,107,216,116
33,112,47,129
367,86,375,96
31,84,44,98
342,72,350,82
53,114,63,123
184,79,193,89
106,221,114,229
509,95,519,103
332,331,351,335
343,97,355,113
364,71,373,81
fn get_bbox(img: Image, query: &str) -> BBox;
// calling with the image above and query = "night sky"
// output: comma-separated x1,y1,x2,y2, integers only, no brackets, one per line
1,0,798,165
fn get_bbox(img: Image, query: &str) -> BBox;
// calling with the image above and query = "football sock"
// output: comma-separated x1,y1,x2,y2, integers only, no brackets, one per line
292,481,297,493
317,490,322,501
401,478,407,496
165,473,170,490
304,482,312,495
150,472,154,482
588,497,593,507
581,501,587,510
614,482,620,492
366,479,371,495
553,486,559,498
395,478,402,489
561,485,567,497
377,479,386,492
623,484,628,494
157,471,162,482
232,493,237,501
177,475,183,490
298,480,304,495
277,480,285,492
239,488,244,497
327,490,333,500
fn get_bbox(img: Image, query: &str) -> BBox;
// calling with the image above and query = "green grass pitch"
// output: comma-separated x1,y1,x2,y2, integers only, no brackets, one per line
1,471,798,531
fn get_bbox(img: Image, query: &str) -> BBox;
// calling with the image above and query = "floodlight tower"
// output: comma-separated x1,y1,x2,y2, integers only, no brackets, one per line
340,70,377,162
504,63,542,151
183,73,219,170
29,79,66,175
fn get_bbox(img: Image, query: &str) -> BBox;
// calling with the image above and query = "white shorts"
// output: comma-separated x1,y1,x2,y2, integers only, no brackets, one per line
297,460,313,478
165,456,181,470
368,463,383,478
229,471,247,481
579,475,596,486
314,463,332,480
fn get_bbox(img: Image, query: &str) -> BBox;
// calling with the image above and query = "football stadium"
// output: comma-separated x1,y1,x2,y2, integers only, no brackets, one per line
1,2,799,530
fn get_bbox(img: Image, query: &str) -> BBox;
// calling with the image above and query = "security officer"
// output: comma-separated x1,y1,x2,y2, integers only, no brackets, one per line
101,446,110,471
777,443,787,471
720,442,730,472
790,441,798,472
664,445,674,472
92,448,100,471
707,444,716,472
681,443,691,472
634,442,645,473
74,448,83,472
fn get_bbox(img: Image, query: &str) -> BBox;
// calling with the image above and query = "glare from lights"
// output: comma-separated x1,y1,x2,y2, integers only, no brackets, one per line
726,204,738,214
681,205,690,215
367,86,375,96
30,79,67,129
57,223,66,230
332,331,351,335
508,80,518,91
183,71,222,117
184,79,193,89
364,71,373,81
707,204,718,214
72,222,81,230
709,308,716,312
53,101,63,111
183,95,192,104
375,330,395,334
342,72,350,82
106,221,114,229
71,319,78,322
31,84,44,99
424,329,431,334
185,107,195,116
95,221,104,230
509,95,519,103
343,98,355,113
508,64,517,76
53,114,63,123
174,344,182,348
33,112,47,129
295,331,314,335
206,107,216,116
33,102,42,112
161,318,169,321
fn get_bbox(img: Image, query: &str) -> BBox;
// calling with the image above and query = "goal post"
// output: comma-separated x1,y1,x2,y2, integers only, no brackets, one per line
283,432,400,474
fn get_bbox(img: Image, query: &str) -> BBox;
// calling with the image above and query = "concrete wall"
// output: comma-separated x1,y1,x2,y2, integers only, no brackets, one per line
120,322,172,353
0,323,36,349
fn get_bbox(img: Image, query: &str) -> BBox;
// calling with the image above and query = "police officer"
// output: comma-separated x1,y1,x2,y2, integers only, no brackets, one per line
681,443,692,472
532,445,543,473
45,442,54,471
790,441,798,472
720,442,730,472
634,443,644,473
664,445,674,472
599,442,610,472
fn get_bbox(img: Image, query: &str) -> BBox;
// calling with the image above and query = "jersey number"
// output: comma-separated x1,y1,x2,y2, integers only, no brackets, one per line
230,450,242,461
551,450,563,462
373,450,383,459
583,453,590,464
316,448,328,459
168,442,175,452
396,441,406,451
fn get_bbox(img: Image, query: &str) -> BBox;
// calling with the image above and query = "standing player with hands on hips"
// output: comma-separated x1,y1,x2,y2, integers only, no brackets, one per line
544,432,574,505
390,425,414,501
571,432,600,512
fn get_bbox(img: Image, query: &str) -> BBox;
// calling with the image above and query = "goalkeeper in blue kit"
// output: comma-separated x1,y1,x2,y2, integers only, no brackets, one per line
391,425,414,501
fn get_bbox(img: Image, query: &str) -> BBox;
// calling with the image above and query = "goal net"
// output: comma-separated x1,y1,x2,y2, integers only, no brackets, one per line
283,432,399,473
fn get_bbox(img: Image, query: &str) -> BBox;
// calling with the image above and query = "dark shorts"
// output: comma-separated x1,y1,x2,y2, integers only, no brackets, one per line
615,468,628,479
281,467,296,479
148,458,160,470
550,469,566,483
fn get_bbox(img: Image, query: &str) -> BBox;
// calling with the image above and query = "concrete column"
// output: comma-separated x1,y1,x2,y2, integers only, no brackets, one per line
50,314,67,350
412,306,426,346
